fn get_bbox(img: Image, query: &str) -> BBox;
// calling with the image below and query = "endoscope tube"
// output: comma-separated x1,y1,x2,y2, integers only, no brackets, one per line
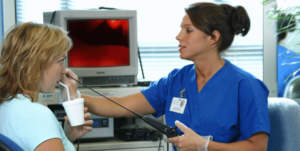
66,74,178,138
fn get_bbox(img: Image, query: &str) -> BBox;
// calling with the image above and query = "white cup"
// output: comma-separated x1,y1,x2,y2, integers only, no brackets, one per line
62,98,85,126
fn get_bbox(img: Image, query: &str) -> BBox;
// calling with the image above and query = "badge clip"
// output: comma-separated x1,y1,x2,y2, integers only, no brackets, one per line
180,89,186,98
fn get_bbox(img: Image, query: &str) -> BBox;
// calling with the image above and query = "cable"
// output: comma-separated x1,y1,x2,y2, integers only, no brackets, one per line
138,46,145,79
158,133,161,151
76,139,80,151
167,142,169,151
50,11,56,24
133,125,139,130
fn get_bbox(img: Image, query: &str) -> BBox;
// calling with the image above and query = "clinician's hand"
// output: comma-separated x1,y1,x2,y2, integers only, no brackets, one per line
166,120,212,151
64,107,93,142
60,69,79,100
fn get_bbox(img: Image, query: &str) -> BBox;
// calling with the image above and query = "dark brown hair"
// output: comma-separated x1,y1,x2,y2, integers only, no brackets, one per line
0,22,72,103
185,2,250,52
277,13,296,42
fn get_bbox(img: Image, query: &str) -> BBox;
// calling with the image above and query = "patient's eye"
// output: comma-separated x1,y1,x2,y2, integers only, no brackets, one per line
60,56,66,64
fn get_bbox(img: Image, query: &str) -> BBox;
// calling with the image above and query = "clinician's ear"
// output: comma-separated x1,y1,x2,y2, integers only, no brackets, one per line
208,30,220,46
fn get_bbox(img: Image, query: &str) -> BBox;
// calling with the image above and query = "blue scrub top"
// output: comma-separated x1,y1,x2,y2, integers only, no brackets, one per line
141,59,270,144
277,45,300,97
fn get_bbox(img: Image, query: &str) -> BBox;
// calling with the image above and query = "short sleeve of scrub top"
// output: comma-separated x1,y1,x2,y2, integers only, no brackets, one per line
141,59,270,144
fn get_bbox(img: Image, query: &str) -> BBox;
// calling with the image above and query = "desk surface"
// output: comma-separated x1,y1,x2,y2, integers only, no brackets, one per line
74,137,167,151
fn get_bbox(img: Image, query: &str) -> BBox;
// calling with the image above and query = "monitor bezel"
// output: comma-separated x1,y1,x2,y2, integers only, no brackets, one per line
55,10,138,77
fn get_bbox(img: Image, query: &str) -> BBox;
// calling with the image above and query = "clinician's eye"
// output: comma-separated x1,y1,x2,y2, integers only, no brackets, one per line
186,29,193,33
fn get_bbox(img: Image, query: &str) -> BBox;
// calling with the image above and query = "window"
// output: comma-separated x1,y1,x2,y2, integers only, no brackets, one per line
0,0,3,39
16,0,263,81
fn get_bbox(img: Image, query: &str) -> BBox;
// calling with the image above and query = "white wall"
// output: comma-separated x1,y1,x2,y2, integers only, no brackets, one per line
2,0,15,34
0,0,3,39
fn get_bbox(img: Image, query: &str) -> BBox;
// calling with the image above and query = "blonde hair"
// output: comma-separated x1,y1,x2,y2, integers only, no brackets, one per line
0,22,72,103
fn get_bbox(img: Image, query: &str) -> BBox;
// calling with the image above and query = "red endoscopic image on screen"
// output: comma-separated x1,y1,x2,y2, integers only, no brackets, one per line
67,19,129,67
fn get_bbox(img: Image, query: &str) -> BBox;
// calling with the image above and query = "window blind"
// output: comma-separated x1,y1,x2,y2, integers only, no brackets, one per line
16,0,263,81
138,45,263,81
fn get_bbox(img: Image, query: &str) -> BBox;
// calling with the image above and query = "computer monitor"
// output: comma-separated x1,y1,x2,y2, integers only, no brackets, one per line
43,10,138,86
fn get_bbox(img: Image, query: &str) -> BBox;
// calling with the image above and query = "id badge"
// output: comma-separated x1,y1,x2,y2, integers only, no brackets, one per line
170,97,187,114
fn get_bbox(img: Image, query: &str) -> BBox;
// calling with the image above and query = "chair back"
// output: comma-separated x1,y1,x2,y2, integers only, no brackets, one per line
0,133,24,151
267,98,300,151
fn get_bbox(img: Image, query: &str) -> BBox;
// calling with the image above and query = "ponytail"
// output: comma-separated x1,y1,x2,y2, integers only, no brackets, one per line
232,6,250,36
277,13,296,42
220,4,250,36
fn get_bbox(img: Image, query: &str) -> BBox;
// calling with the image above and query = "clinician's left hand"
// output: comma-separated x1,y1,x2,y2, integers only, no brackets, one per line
166,120,212,151
60,69,79,101
64,107,93,142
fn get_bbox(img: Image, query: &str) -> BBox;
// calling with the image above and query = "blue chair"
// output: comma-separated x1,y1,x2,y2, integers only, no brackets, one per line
267,98,300,151
0,133,23,151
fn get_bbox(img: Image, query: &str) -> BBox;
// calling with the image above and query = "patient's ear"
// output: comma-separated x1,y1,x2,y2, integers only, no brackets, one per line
208,30,220,47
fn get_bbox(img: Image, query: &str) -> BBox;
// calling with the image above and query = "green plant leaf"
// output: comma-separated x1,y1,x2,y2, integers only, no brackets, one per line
261,0,269,4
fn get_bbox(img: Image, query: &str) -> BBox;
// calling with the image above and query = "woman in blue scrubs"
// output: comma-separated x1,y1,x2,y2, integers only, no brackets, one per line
276,13,300,97
67,2,270,151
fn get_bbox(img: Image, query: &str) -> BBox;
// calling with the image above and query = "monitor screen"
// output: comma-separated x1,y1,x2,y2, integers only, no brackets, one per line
67,19,130,67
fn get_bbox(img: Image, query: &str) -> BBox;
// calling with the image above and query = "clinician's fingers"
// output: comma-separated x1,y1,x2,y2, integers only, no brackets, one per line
175,120,188,133
166,136,180,144
66,69,78,80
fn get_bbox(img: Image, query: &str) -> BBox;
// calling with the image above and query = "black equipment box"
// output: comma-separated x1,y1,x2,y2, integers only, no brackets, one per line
115,128,161,141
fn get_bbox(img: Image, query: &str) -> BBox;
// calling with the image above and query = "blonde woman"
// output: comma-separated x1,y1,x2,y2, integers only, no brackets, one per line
0,22,93,151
